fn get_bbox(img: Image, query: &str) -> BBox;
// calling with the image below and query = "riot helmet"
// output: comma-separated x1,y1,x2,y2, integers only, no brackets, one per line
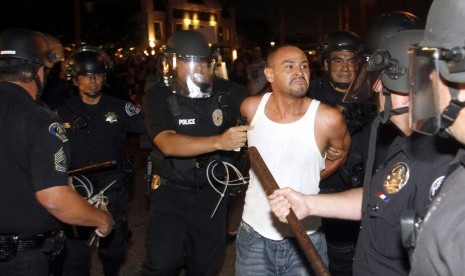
409,0,465,135
66,46,113,77
344,11,424,104
0,28,60,99
161,30,215,98
66,46,113,99
370,30,425,123
318,31,361,90
319,31,361,64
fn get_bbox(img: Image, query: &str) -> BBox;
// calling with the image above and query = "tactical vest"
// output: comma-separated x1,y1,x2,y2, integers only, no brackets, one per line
153,80,238,184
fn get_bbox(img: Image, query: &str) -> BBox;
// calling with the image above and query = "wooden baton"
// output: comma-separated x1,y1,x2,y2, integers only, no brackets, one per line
68,160,117,176
247,146,330,276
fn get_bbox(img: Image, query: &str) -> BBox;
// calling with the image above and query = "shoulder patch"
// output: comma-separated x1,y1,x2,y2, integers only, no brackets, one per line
54,147,67,172
49,122,68,142
125,102,141,116
429,176,446,200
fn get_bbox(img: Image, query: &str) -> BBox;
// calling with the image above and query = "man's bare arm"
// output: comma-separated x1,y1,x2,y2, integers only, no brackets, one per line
316,105,351,179
36,185,114,236
154,125,251,157
269,187,363,222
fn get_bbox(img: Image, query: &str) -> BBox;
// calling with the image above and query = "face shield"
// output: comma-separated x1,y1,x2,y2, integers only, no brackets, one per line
161,51,215,98
342,55,382,104
409,46,443,135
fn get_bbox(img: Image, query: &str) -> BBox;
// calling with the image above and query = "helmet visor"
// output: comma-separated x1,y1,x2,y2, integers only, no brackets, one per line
163,53,215,98
408,45,441,135
343,57,382,104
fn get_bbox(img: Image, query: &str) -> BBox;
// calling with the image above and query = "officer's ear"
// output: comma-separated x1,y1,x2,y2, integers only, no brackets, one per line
264,67,274,82
323,59,329,71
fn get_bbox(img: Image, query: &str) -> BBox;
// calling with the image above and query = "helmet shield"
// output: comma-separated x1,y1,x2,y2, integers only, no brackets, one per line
162,30,215,98
342,59,381,104
409,46,442,135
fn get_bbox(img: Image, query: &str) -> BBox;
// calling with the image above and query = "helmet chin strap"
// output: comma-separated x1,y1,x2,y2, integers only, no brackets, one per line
329,79,351,90
438,86,465,138
379,87,409,124
83,91,102,99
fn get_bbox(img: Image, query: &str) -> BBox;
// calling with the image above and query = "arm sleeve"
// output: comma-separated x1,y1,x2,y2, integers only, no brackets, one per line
30,119,70,191
142,87,174,140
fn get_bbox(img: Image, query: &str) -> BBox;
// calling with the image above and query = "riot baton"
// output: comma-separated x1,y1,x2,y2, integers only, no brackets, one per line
68,160,117,176
247,146,330,276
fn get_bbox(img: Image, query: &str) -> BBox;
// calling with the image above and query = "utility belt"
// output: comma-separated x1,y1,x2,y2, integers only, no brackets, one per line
149,174,215,193
0,230,66,262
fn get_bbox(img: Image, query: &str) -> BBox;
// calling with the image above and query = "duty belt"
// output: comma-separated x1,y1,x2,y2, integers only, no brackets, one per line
0,232,51,262
0,232,50,251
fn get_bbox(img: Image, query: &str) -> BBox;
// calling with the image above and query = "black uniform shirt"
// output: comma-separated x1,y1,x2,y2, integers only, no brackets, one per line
410,149,465,275
0,82,70,234
143,78,248,183
353,133,458,276
56,94,145,174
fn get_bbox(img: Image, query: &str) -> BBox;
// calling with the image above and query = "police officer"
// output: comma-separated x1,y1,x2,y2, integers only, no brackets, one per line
0,28,113,276
307,31,371,276
269,28,460,275
56,46,145,276
406,0,465,274
142,30,250,275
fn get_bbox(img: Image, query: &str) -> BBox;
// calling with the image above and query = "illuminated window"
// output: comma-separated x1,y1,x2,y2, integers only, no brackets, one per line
154,21,163,40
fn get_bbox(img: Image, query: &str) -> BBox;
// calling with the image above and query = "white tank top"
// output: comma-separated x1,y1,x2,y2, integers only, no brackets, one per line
242,92,325,240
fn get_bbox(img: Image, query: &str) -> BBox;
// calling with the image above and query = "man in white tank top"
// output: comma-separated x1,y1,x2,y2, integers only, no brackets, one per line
235,45,350,275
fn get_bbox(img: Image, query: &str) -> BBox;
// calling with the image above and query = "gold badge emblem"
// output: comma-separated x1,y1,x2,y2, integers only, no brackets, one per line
151,174,161,190
212,109,223,126
383,162,409,194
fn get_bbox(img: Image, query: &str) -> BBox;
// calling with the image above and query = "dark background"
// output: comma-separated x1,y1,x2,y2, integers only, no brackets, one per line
0,0,434,53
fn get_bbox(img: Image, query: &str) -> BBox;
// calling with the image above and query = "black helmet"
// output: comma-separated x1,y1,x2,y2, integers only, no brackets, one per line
161,30,215,98
167,30,212,61
364,11,424,54
319,31,361,63
0,28,57,68
343,11,424,104
66,46,113,77
372,29,424,94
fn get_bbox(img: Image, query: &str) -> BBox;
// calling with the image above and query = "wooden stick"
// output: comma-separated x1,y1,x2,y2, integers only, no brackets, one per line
68,160,117,176
247,146,330,276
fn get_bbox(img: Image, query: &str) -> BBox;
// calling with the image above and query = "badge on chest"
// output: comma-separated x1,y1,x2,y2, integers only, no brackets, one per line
383,162,410,194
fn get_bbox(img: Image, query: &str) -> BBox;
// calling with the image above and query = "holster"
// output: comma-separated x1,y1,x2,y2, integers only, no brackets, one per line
0,235,18,262
42,229,66,258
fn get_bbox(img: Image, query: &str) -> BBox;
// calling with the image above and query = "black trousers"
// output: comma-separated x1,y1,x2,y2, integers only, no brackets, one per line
61,187,130,276
142,182,229,276
0,249,49,276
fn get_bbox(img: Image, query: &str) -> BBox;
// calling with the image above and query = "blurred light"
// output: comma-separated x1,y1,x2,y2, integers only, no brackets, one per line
149,39,155,48
232,49,237,61
270,41,276,47
308,50,316,55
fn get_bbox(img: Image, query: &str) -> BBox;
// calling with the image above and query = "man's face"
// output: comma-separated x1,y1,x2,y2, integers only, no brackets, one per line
177,59,213,86
266,46,310,98
327,50,357,91
76,73,105,97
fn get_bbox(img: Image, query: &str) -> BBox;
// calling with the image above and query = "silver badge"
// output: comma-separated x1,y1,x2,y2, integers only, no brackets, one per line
429,176,445,200
49,122,68,142
105,112,118,124
383,162,409,194
54,147,67,172
125,102,141,116
212,109,223,126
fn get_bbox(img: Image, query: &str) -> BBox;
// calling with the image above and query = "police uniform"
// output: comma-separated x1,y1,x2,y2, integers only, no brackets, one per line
308,75,376,275
353,133,458,275
410,149,465,275
55,93,145,275
142,77,248,275
0,82,70,275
